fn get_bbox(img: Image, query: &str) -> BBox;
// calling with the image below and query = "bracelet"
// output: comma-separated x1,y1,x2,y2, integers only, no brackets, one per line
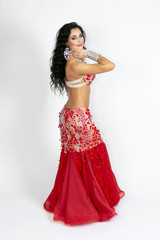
84,50,101,62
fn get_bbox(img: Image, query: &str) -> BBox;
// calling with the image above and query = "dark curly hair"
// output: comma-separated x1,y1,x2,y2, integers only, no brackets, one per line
49,22,87,96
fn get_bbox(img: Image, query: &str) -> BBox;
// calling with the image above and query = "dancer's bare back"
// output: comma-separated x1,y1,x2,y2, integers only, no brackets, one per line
64,55,115,109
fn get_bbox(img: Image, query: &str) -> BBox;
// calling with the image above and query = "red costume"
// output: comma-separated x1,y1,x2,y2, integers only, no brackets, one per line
43,74,125,226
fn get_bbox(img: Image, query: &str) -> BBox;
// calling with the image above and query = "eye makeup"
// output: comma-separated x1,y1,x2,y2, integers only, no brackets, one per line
71,34,83,40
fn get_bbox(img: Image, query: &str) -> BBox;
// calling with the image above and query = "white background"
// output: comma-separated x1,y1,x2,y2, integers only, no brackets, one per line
0,0,160,239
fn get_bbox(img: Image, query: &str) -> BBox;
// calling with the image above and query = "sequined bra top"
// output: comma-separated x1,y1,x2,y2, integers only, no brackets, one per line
65,74,96,88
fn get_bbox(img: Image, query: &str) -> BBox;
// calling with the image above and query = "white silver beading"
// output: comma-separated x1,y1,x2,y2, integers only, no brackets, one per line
84,50,101,62
64,47,72,60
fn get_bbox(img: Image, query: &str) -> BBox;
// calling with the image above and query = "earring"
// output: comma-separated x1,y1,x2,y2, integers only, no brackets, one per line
64,47,72,60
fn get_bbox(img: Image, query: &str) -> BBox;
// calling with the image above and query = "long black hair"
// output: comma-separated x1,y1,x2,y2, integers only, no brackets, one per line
49,22,87,96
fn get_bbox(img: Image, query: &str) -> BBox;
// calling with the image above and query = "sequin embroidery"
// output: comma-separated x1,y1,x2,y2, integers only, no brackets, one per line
58,105,103,153
83,74,96,85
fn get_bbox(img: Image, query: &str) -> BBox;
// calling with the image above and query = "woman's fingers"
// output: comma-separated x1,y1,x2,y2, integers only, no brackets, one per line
71,49,82,58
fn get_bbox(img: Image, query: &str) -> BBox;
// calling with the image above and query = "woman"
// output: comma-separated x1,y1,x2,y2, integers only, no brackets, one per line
43,22,125,226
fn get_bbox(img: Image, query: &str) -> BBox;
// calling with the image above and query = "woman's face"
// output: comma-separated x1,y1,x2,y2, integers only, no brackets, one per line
66,28,84,51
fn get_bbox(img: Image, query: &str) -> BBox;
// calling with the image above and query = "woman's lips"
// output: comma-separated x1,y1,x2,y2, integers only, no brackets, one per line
77,43,82,47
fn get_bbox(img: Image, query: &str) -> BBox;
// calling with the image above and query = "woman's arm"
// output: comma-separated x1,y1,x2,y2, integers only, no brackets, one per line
70,50,115,75
97,55,115,68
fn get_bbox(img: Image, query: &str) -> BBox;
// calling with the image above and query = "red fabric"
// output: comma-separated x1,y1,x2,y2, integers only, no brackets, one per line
43,105,125,226
58,104,103,153
43,142,125,226
83,74,96,85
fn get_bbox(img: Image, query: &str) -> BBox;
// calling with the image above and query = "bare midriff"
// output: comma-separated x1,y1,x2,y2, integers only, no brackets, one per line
64,82,90,110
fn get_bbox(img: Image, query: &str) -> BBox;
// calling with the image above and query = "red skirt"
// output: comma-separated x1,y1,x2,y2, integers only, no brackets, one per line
43,104,125,226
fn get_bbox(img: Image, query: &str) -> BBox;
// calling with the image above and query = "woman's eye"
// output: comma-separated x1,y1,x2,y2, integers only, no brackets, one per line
72,35,83,40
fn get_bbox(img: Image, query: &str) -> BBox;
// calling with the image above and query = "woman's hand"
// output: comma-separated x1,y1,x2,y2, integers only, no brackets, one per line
71,49,87,59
